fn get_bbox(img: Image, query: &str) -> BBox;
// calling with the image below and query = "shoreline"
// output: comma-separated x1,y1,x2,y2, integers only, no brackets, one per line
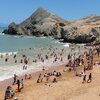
0,56,68,81
0,63,66,91
0,45,88,82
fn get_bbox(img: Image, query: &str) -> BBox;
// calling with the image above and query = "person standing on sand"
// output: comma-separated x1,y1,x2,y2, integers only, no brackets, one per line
87,73,92,83
17,79,20,92
82,75,86,83
13,74,17,85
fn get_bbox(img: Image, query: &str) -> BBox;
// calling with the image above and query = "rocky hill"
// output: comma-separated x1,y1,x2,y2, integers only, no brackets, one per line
62,15,100,44
3,8,100,44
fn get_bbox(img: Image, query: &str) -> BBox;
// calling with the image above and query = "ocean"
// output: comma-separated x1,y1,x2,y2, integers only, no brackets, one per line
0,27,84,81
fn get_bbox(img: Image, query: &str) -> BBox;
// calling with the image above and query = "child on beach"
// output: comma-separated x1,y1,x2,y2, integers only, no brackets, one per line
10,89,15,98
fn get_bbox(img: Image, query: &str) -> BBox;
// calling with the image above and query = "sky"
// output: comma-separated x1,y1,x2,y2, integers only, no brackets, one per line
0,0,100,26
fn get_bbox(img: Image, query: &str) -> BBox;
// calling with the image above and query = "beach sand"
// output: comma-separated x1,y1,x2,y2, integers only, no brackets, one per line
0,53,100,100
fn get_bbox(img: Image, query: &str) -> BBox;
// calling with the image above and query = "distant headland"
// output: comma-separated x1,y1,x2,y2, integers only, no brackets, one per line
3,7,100,44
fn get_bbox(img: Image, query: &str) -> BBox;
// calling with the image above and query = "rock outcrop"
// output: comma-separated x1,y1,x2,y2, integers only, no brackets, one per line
3,8,100,44
3,8,68,39
61,15,100,44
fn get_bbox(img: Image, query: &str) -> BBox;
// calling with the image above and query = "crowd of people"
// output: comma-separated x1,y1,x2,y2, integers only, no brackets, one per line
3,44,100,100
0,46,67,66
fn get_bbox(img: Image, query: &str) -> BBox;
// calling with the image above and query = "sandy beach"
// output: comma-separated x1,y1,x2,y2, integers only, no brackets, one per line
0,1,100,100
0,46,100,100
0,0,100,99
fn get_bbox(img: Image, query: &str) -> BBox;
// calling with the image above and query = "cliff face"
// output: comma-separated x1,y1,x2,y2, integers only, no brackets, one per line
3,8,100,44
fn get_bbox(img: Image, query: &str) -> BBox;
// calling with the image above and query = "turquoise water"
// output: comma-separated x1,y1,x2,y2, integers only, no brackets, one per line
0,27,61,53
0,35,59,52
